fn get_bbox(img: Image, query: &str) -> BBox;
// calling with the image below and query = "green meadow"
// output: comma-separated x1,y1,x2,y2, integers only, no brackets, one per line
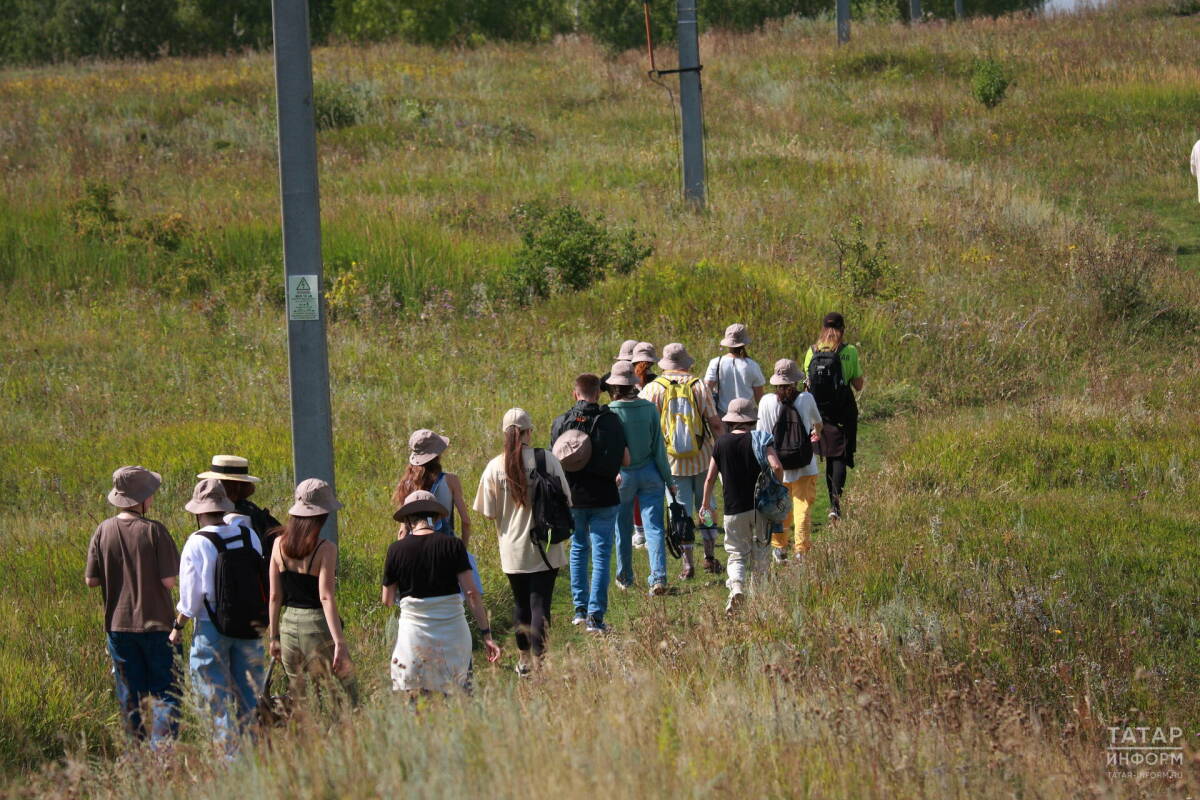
2,2,1200,796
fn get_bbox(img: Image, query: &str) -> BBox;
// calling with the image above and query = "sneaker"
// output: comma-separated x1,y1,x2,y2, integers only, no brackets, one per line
649,583,669,597
703,557,722,574
615,579,631,591
572,609,587,626
515,661,532,677
828,510,841,522
680,563,695,580
772,547,788,564
585,616,609,634
632,528,646,549
725,584,745,614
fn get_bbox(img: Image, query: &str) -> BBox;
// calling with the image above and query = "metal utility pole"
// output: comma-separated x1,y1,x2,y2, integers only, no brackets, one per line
910,0,923,20
837,0,851,43
271,0,338,542
676,0,706,209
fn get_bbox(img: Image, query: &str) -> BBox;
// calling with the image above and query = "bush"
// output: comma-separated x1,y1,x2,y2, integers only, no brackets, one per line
831,217,898,300
313,80,376,130
971,58,1011,109
504,200,652,302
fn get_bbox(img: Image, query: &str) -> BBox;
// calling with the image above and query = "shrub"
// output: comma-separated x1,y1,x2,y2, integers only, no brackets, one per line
831,217,898,300
313,80,376,130
67,181,126,240
971,58,1011,109
504,200,652,302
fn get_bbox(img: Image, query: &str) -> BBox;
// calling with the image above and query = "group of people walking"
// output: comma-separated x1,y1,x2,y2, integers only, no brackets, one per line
84,312,864,746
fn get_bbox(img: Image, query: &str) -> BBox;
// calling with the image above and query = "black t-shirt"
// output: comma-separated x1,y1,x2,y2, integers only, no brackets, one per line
549,402,627,509
711,432,761,515
381,533,472,599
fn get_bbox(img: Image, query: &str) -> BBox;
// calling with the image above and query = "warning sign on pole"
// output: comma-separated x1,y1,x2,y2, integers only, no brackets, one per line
287,274,320,321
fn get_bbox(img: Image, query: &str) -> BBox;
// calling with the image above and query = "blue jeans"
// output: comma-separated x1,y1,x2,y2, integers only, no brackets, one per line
569,506,618,622
674,472,706,522
617,463,668,587
107,631,180,744
190,619,264,748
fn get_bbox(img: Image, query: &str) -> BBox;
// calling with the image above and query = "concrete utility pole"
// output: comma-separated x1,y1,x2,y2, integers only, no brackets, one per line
910,0,923,21
837,0,851,43
954,0,965,19
676,0,706,209
271,0,338,542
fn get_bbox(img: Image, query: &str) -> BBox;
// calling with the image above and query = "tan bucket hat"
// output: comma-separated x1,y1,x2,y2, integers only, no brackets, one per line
289,478,342,517
502,407,534,432
720,323,751,348
197,454,262,483
108,466,162,509
722,396,759,424
184,478,235,515
658,343,695,372
607,360,636,387
408,429,449,466
393,489,449,521
631,341,657,364
770,358,804,386
616,339,638,361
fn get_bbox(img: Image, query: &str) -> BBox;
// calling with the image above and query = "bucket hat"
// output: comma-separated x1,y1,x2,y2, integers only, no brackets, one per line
631,342,658,364
108,466,162,509
408,429,450,466
197,454,262,484
770,358,804,386
722,396,759,424
288,478,342,517
720,323,751,348
185,478,235,515
822,311,845,330
393,490,449,521
607,361,636,387
616,339,638,361
658,343,695,372
502,407,534,432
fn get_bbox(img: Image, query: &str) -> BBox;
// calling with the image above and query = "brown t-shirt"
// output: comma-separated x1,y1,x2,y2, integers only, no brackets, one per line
85,515,180,633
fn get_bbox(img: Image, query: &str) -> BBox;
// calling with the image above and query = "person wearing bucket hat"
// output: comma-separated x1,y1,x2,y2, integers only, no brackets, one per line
803,312,865,521
640,344,726,579
85,466,181,745
620,342,660,552
607,361,677,595
198,455,282,554
600,339,640,395
704,323,766,417
267,479,357,707
473,408,571,674
383,491,501,694
550,373,629,634
170,478,266,752
757,359,823,561
702,398,784,613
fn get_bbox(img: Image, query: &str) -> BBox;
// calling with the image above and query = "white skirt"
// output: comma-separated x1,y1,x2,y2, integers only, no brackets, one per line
391,594,472,694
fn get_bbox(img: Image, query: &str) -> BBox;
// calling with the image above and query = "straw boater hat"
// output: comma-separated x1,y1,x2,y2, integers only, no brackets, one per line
197,455,261,484
630,342,657,364
722,397,759,425
615,339,638,361
607,361,636,386
770,358,804,386
658,343,695,372
393,489,449,522
502,407,534,432
720,323,751,348
184,478,235,515
108,466,162,509
408,429,449,466
289,478,342,517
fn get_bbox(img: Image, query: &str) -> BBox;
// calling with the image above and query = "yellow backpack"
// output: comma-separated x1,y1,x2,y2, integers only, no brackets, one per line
655,376,704,458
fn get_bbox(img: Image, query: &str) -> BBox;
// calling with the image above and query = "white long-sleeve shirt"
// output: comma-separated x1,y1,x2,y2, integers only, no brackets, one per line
1191,140,1200,203
177,523,263,621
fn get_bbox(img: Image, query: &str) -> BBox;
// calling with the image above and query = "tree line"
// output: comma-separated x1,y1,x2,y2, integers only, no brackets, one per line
0,0,1037,66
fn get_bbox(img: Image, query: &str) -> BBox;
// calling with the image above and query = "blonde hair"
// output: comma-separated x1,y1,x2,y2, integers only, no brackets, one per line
816,326,844,350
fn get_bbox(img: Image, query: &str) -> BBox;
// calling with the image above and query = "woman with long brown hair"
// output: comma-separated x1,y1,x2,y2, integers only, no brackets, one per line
803,312,865,521
267,479,357,705
472,408,571,675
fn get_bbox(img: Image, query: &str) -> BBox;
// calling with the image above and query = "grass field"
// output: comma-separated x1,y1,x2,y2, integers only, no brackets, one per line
2,1,1200,797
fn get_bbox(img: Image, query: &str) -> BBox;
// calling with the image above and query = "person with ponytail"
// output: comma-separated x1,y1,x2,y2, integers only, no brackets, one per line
472,408,571,675
267,479,357,706
803,312,865,521
756,359,823,561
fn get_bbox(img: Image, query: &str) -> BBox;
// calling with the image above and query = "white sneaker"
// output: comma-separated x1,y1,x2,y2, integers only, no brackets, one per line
772,547,788,563
632,528,646,549
725,583,745,614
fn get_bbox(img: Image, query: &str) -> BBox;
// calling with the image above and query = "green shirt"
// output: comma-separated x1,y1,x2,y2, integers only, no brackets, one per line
803,343,862,383
609,397,673,486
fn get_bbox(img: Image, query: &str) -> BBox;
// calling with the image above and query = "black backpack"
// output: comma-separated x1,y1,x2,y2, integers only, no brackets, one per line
807,345,849,413
773,396,813,469
529,449,574,568
200,527,269,640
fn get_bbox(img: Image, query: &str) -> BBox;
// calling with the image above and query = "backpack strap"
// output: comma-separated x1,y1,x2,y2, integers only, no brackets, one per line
199,529,228,552
534,447,548,477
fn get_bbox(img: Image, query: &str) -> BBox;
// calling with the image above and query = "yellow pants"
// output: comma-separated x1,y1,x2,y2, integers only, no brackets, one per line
770,474,817,554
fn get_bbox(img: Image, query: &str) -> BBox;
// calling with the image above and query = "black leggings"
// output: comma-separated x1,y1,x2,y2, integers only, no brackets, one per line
506,568,557,656
826,457,849,516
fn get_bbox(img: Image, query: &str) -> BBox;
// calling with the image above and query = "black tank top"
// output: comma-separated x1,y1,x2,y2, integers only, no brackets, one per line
281,540,324,609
